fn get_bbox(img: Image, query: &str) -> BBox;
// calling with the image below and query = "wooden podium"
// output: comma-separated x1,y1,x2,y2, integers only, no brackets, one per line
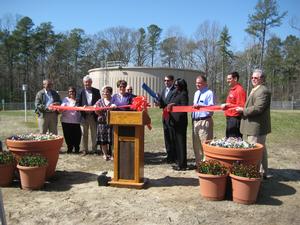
108,111,150,189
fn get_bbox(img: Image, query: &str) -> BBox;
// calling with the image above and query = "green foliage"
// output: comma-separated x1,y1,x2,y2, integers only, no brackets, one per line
136,28,148,66
198,160,227,175
147,24,162,66
231,163,261,178
0,151,14,165
18,153,48,167
246,0,287,67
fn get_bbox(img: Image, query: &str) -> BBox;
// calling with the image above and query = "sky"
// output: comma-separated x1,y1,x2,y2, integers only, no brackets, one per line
0,0,299,51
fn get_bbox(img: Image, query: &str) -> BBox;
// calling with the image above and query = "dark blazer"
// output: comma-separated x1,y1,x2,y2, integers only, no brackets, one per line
158,86,175,108
76,87,101,120
168,90,189,127
240,84,271,136
35,89,61,117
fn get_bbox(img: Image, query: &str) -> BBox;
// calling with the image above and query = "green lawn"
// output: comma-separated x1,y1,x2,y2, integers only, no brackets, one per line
1,109,300,151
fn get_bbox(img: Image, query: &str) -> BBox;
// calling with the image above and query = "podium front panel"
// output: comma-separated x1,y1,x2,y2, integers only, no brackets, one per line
118,140,135,180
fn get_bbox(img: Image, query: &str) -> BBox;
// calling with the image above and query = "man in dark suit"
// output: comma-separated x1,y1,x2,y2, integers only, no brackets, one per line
35,79,61,134
236,69,271,179
77,75,101,155
157,75,176,163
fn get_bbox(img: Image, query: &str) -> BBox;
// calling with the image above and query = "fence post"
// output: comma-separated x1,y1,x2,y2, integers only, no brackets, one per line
1,99,4,111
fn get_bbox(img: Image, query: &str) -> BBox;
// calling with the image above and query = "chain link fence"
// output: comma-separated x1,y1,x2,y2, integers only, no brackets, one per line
1,101,300,111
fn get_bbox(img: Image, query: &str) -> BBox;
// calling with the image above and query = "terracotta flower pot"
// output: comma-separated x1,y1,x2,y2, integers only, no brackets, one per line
196,172,228,201
6,136,63,178
202,141,263,168
230,173,261,204
0,164,15,187
17,164,47,190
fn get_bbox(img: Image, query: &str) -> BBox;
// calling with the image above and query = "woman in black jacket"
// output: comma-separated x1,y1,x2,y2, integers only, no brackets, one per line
167,78,189,171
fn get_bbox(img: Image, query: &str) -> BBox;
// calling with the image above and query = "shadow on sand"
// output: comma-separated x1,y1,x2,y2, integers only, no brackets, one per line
256,168,299,206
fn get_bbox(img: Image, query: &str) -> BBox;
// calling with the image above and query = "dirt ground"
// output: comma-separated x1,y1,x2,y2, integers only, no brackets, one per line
2,135,300,225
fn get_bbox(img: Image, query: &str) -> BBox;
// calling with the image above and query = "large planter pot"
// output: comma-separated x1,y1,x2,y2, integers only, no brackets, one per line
6,136,63,178
0,164,15,187
17,164,47,190
196,172,228,201
203,141,263,168
230,173,261,204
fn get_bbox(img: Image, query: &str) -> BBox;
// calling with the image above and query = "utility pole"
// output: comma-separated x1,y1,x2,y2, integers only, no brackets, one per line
22,84,28,122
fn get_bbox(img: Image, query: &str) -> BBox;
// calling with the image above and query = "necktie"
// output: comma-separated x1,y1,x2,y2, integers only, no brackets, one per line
192,92,201,119
165,88,169,98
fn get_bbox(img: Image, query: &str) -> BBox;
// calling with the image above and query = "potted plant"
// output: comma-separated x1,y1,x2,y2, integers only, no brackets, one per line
202,137,263,168
17,153,48,190
230,162,261,204
196,160,228,201
6,133,63,178
0,151,15,187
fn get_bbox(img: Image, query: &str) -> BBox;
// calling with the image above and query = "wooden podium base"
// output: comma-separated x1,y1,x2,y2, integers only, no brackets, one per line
108,178,148,189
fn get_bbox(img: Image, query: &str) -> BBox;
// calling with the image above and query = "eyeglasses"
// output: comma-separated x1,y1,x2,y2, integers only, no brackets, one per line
251,76,260,80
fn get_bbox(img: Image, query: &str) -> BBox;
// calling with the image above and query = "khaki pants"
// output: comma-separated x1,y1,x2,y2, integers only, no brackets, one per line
38,112,58,134
81,114,97,152
192,117,213,165
247,135,268,175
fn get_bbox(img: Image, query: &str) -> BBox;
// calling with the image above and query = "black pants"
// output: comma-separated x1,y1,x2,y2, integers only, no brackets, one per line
62,122,82,152
163,119,177,161
226,116,242,138
169,124,187,169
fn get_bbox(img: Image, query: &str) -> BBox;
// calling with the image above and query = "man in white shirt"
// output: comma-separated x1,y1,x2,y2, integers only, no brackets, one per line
192,75,215,165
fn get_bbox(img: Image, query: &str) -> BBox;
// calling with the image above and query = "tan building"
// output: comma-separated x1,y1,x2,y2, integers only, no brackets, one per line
88,66,203,105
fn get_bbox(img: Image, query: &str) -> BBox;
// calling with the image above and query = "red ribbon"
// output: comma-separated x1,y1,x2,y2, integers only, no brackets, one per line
49,96,152,130
130,96,150,111
162,104,238,120
131,96,152,130
48,105,130,111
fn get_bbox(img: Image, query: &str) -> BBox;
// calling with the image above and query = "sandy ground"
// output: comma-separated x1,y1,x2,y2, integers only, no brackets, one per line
2,139,300,225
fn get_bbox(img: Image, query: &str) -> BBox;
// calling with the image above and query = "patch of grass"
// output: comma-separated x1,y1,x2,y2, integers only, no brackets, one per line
1,109,299,153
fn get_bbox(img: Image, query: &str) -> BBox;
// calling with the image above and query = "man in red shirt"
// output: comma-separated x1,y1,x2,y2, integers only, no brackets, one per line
222,72,246,138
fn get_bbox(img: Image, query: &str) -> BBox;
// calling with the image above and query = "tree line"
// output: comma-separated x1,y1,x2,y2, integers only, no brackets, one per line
0,0,299,103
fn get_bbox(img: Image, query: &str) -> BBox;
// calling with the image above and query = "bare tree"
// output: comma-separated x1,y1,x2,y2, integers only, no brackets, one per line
97,26,137,65
194,21,221,90
289,16,300,32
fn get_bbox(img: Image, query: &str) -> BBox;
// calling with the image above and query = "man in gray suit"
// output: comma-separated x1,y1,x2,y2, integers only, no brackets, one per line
236,69,271,179
35,79,61,134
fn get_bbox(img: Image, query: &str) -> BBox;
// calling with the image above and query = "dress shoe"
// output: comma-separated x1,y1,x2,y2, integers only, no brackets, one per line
263,174,273,180
187,164,197,170
82,151,89,156
162,158,175,164
172,165,186,171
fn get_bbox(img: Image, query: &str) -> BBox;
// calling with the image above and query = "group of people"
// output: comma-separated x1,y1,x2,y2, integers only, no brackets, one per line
157,69,271,179
34,76,135,160
34,69,271,179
